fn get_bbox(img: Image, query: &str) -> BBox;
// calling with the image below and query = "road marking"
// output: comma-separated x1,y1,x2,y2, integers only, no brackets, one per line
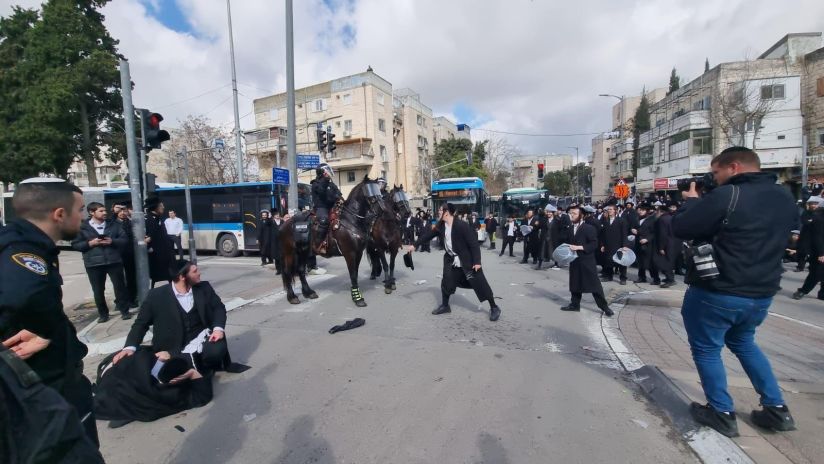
770,312,823,331
600,302,644,371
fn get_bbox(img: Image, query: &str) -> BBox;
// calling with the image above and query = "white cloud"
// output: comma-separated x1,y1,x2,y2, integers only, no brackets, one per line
3,0,823,155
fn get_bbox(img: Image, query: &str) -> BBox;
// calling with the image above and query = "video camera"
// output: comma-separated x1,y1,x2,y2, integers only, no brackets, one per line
677,172,716,194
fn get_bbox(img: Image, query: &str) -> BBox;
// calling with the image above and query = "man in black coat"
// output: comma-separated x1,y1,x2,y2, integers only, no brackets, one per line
71,202,131,322
406,203,501,321
520,209,536,264
116,204,139,307
793,199,824,300
145,197,175,287
599,205,631,284
634,203,659,284
560,206,614,316
257,210,276,266
499,216,517,257
654,203,682,288
485,213,498,250
550,208,571,266
112,260,246,376
532,209,550,269
794,198,817,272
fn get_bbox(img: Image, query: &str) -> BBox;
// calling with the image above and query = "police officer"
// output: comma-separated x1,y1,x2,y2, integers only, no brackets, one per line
0,178,99,447
311,163,343,254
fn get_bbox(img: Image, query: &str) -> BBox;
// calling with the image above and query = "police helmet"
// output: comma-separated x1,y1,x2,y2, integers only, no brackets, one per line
376,177,387,187
316,163,334,178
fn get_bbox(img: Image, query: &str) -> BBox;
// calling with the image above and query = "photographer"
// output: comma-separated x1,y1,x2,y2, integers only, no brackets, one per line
671,147,797,437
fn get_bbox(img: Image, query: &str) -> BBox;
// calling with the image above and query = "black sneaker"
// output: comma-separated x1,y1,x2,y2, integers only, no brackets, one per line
602,307,614,317
690,402,739,437
791,291,804,300
660,281,675,288
560,304,580,312
751,405,796,432
619,279,627,286
650,280,661,285
634,279,647,284
489,306,501,322
432,304,451,315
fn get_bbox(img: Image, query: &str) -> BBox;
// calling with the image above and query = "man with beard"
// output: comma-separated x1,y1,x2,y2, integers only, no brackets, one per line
257,210,277,266
520,209,536,264
655,202,682,288
560,206,614,316
145,197,175,288
0,178,101,448
549,205,571,268
499,216,517,257
599,204,631,285
116,202,139,307
485,213,498,250
634,203,659,284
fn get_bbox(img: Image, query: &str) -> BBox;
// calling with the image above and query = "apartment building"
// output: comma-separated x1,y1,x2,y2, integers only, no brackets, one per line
802,45,824,178
456,123,472,140
510,154,573,189
393,88,434,198
66,157,128,188
432,116,458,144
636,34,820,195
252,70,397,197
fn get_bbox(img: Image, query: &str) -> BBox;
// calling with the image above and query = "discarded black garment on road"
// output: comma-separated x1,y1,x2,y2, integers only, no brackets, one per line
329,318,366,334
404,252,415,270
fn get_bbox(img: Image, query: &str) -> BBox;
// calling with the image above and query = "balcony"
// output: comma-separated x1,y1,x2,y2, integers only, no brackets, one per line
326,138,375,168
640,110,710,146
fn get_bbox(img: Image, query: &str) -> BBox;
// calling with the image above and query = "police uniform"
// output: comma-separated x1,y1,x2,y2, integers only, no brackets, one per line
311,165,343,243
0,218,99,446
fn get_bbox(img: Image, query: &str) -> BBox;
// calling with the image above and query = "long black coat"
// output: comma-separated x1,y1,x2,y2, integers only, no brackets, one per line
550,214,571,249
601,216,630,256
145,212,174,282
797,209,815,255
569,222,604,294
654,213,682,270
485,218,498,235
257,218,278,259
635,215,657,267
415,218,482,273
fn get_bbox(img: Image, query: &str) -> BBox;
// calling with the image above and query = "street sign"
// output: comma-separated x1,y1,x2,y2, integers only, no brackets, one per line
273,167,290,186
213,138,225,150
297,154,321,170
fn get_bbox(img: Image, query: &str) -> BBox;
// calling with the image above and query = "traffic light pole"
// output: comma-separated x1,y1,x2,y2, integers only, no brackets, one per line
119,60,151,304
226,0,244,183
180,146,197,264
138,112,148,200
285,0,298,211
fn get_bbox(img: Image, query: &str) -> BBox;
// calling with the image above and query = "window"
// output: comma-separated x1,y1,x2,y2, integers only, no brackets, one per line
314,99,325,112
670,131,690,145
817,78,824,97
344,120,352,132
416,115,424,126
377,93,385,105
658,142,667,163
378,118,386,132
381,170,386,179
212,200,241,222
606,147,610,153
818,128,824,146
342,94,351,105
778,135,786,140
639,146,653,167
347,171,356,183
380,145,387,162
760,84,785,100
691,129,712,155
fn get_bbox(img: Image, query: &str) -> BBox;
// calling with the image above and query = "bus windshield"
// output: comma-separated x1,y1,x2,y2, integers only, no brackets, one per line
430,177,489,219
501,189,554,218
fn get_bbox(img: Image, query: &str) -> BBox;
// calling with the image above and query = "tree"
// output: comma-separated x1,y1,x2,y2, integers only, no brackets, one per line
482,136,517,195
668,67,680,95
566,163,592,197
632,92,651,177
0,1,124,185
705,58,710,73
432,138,486,180
542,171,571,196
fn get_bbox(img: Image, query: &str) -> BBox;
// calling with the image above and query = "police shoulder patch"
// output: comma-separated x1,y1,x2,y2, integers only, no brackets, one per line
11,253,49,276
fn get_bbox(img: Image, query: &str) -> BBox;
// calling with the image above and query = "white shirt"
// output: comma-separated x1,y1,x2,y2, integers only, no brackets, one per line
89,218,106,235
609,217,615,225
444,223,461,267
165,217,184,236
173,284,194,313
573,222,581,236
507,222,515,236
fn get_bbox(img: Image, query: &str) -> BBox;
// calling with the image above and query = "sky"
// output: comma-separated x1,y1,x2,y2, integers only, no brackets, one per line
2,0,824,159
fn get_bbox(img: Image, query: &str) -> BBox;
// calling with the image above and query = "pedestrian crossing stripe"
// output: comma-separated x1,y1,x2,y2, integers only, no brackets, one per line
11,253,48,276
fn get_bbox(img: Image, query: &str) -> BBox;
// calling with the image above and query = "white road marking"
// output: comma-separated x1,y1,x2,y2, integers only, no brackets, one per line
770,312,823,330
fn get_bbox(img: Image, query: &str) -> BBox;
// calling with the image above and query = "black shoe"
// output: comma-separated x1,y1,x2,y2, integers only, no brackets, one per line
634,279,647,284
490,306,501,321
121,312,132,320
534,263,543,270
432,304,452,315
276,271,282,275
519,260,528,264
793,268,804,273
97,315,110,323
751,405,796,432
600,277,612,282
602,307,614,317
690,402,739,437
108,419,133,429
509,254,515,257
560,304,580,312
619,279,627,286
791,290,804,300
129,301,139,309
499,253,504,257
660,281,675,288
650,280,661,285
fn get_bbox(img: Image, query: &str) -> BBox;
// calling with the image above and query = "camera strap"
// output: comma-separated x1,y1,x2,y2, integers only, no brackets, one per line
721,185,740,229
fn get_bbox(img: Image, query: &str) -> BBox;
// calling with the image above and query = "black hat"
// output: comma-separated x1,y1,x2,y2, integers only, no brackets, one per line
403,252,414,270
144,196,161,211
666,200,679,208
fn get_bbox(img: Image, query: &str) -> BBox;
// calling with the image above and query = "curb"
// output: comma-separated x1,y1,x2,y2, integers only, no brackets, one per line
601,296,755,464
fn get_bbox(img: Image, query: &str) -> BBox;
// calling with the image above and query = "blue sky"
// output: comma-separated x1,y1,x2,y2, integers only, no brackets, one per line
141,0,193,35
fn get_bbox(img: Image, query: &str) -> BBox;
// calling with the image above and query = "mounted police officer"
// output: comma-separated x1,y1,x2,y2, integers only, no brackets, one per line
311,163,343,254
0,178,100,449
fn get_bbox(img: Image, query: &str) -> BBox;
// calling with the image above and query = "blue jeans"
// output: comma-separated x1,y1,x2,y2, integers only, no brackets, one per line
681,286,784,412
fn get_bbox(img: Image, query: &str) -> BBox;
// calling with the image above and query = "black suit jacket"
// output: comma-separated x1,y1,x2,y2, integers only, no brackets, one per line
415,219,482,273
601,216,630,254
125,282,227,355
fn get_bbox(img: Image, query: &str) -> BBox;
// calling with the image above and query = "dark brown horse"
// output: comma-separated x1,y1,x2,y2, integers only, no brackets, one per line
366,184,408,293
278,177,387,307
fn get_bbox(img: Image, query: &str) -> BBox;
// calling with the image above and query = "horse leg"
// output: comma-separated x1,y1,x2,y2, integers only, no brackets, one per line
388,250,397,290
299,270,318,299
380,252,392,294
282,242,301,305
368,247,380,280
345,247,367,307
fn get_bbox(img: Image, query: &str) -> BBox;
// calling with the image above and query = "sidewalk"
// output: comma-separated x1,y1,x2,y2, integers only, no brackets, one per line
614,287,824,464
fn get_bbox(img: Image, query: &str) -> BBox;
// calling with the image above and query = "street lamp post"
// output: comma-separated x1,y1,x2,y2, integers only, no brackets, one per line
567,146,579,200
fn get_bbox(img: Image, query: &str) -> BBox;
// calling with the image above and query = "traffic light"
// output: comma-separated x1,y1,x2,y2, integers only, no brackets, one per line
140,110,170,153
146,173,157,194
537,163,545,180
327,126,336,154
316,128,327,152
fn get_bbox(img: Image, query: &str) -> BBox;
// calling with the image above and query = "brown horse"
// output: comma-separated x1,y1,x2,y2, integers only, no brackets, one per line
278,176,387,307
367,184,408,293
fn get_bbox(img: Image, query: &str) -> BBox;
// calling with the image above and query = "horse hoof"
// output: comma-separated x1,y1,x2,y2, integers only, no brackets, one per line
305,292,319,299
288,296,300,305
354,299,367,307
384,287,392,294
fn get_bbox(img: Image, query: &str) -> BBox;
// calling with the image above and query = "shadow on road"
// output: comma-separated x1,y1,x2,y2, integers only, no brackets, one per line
475,432,510,464
271,415,336,464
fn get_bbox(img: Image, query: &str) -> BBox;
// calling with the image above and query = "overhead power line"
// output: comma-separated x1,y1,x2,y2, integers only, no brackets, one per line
473,127,603,137
154,84,232,110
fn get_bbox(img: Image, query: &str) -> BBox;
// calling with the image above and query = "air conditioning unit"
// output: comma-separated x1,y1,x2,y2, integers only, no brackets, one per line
343,130,352,138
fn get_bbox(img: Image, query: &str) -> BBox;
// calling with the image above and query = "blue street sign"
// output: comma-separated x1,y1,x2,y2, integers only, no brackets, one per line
272,167,290,186
297,154,321,170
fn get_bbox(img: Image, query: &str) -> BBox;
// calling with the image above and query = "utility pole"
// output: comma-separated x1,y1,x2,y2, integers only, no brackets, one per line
119,60,151,304
180,146,197,263
802,134,809,187
567,146,580,199
226,0,244,183
285,0,298,210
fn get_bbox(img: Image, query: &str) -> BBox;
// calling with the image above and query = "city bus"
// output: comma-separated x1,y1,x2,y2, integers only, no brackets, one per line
104,182,312,257
500,188,556,219
430,177,490,219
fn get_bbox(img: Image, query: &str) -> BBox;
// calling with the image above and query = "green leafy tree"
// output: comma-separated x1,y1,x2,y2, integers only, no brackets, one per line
542,170,571,196
566,163,592,197
632,92,651,177
668,67,680,95
432,138,487,180
0,0,124,185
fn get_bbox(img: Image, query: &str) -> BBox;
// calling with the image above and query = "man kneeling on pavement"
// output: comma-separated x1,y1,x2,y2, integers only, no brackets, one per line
94,259,249,428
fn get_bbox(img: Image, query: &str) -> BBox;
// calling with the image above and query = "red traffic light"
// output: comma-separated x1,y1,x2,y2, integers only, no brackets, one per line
538,163,544,170
149,113,163,129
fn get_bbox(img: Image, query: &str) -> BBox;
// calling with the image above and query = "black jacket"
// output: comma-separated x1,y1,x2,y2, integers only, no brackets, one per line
806,209,824,258
569,222,602,293
311,176,342,209
672,172,797,298
600,216,630,255
71,219,127,268
550,214,571,248
0,219,88,386
146,212,174,282
796,209,815,255
485,218,498,234
415,219,482,273
125,282,228,356
257,218,279,259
